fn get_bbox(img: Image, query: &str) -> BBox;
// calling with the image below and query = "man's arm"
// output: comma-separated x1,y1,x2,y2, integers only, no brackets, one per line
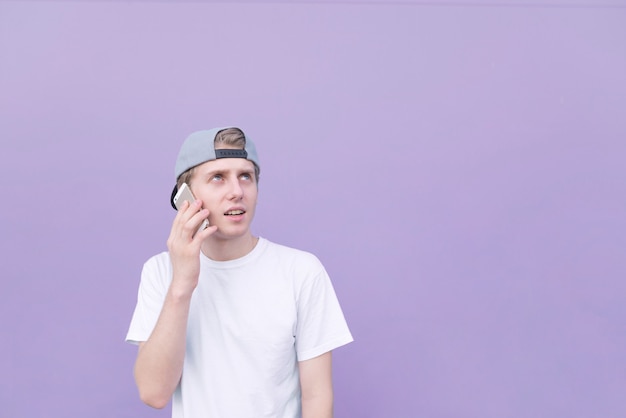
133,199,216,408
133,288,193,408
299,351,334,418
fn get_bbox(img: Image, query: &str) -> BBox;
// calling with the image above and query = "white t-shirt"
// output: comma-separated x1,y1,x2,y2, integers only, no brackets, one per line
126,237,353,418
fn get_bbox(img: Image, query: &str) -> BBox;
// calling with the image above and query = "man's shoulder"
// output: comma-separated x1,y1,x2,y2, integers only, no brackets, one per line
263,238,314,256
145,250,170,262
142,251,171,271
261,238,323,269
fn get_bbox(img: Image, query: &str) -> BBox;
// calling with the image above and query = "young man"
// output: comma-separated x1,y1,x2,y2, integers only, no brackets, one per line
126,127,353,418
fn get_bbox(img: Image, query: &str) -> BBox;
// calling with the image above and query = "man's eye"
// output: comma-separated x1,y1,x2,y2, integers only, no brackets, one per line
211,174,223,181
240,173,251,180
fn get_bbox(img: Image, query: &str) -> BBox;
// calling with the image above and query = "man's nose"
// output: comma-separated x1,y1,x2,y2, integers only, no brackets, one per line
228,179,243,200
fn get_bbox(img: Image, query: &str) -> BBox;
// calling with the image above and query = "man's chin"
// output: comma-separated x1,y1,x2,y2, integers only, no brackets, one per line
211,226,251,241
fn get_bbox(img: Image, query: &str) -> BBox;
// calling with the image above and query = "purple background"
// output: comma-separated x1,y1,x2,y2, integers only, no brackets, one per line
1,1,625,417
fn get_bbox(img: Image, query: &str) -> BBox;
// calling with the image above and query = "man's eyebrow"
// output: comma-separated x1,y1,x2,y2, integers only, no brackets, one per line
201,169,222,177
201,168,252,177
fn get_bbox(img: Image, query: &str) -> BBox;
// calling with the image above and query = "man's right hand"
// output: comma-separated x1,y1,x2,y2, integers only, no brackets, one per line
166,199,217,296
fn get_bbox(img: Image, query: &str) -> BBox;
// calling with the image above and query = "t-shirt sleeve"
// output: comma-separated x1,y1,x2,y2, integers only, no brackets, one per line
294,257,353,361
125,253,171,345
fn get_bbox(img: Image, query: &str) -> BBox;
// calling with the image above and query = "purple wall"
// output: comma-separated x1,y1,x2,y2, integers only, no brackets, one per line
1,1,625,417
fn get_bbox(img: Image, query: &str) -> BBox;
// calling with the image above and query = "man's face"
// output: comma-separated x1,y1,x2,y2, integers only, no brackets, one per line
188,156,258,241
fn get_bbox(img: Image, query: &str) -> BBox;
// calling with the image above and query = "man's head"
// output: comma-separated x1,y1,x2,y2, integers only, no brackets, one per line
170,127,260,208
170,127,261,243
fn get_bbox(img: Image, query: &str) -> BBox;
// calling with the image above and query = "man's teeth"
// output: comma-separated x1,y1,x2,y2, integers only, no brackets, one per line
225,210,244,215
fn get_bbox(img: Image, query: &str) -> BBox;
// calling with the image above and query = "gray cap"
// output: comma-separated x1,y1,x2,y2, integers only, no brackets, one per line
170,127,260,209
174,127,260,180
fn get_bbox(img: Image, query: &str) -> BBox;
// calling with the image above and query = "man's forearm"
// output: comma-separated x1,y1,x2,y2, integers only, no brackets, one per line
133,288,192,409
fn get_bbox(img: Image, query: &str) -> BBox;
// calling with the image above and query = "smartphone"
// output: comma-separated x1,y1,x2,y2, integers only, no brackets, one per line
173,183,210,234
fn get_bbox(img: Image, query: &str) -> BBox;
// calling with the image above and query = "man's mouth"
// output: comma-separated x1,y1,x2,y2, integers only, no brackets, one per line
225,210,245,216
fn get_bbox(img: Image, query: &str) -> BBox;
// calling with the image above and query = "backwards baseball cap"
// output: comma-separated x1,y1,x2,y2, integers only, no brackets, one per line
170,127,260,209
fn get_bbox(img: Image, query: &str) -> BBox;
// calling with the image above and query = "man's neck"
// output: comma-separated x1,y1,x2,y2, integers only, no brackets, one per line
200,233,259,262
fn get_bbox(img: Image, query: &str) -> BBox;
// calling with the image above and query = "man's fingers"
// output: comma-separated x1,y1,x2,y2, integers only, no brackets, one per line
194,224,217,242
168,200,207,248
